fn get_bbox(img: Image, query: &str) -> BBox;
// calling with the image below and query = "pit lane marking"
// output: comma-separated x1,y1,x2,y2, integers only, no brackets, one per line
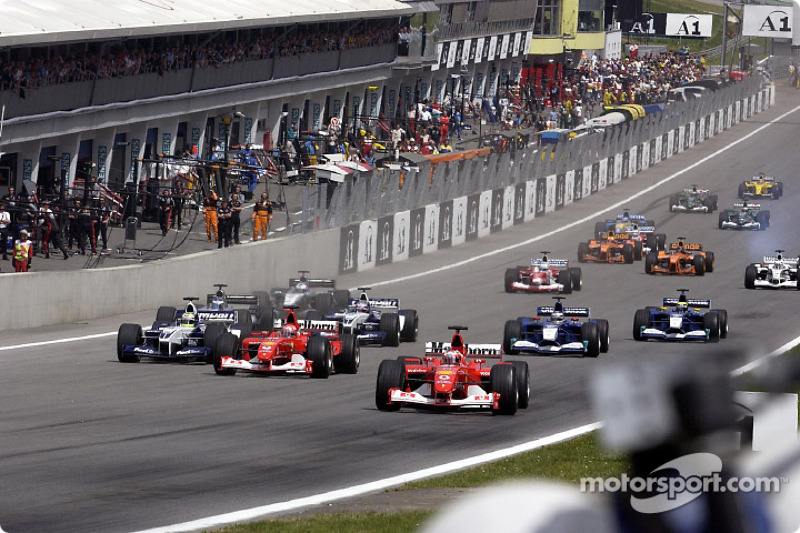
0,331,116,351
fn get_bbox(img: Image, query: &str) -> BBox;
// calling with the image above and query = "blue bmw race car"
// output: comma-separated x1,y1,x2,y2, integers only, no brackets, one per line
632,289,728,342
325,288,419,346
503,297,609,357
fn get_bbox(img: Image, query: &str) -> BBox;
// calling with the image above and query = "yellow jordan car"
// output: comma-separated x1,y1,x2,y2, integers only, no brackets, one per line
738,174,783,200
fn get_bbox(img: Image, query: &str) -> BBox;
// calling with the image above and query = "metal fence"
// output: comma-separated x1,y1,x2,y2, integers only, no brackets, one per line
301,76,763,232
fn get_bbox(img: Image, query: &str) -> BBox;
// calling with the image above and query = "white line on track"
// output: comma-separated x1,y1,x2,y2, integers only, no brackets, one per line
0,331,115,351
131,422,603,533
6,100,800,532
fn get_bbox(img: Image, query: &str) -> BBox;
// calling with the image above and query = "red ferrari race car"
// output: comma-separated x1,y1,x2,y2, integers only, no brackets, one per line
504,252,581,293
212,309,359,378
375,326,529,415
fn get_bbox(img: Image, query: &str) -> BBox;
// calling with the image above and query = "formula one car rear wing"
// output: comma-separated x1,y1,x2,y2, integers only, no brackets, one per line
733,202,761,209
347,297,399,309
617,213,647,221
669,242,703,251
624,224,655,233
752,175,775,181
663,298,711,308
536,306,591,317
531,259,568,267
424,342,503,358
289,278,336,289
297,319,341,333
764,254,799,264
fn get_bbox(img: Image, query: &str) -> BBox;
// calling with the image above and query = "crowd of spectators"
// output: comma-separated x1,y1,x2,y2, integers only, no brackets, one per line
0,20,399,92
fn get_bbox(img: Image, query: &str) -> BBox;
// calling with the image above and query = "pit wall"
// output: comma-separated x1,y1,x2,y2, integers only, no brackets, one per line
0,229,339,331
337,84,775,274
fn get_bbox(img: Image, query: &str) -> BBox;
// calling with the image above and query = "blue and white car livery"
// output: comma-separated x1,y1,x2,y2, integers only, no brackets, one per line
327,288,418,346
632,290,728,342
503,298,609,357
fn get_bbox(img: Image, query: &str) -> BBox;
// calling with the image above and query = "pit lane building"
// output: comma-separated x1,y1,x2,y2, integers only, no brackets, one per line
0,0,616,194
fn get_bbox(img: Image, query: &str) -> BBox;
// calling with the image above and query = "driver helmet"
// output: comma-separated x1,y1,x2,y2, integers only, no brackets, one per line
180,312,196,327
442,350,462,365
296,282,308,292
551,311,564,324
357,301,370,313
210,296,224,310
282,324,298,338
692,185,698,192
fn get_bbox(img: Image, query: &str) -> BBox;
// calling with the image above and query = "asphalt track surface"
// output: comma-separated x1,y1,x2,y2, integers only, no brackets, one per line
3,89,800,533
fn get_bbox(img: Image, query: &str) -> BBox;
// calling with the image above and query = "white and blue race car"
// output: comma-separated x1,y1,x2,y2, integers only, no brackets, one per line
503,297,609,357
326,288,418,346
632,290,728,342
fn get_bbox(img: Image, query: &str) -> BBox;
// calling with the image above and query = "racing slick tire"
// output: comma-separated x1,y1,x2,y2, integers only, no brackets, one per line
213,333,240,376
702,198,715,213
376,359,404,411
332,290,351,310
337,333,360,374
556,269,573,294
314,293,333,316
633,309,650,341
756,210,770,230
117,323,143,363
511,361,530,409
704,312,721,343
669,194,679,212
775,182,784,199
203,322,227,363
569,268,582,291
379,313,402,347
633,240,643,261
594,221,606,239
308,335,333,379
596,319,610,353
236,310,253,339
253,292,273,333
490,364,518,416
156,306,177,323
693,254,705,276
577,242,589,263
581,322,601,358
744,265,758,289
704,252,715,273
622,243,634,264
645,234,657,251
738,183,746,199
655,234,666,251
718,212,726,230
399,310,419,342
645,252,658,274
714,309,729,339
504,268,519,293
304,310,324,320
503,320,522,355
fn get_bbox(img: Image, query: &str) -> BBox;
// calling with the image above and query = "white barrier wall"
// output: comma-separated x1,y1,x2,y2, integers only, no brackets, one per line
1,229,340,331
339,84,775,276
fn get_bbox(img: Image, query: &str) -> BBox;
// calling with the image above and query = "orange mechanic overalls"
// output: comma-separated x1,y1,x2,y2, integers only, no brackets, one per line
203,195,218,241
252,201,272,241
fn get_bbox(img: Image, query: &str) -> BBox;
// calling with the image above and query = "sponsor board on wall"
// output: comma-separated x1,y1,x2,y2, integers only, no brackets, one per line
590,163,599,192
410,207,426,257
660,134,668,161
432,43,443,71
654,137,662,164
688,122,696,146
339,225,359,274
423,203,440,254
555,174,565,209
665,14,713,37
564,170,575,206
668,131,675,156
613,154,623,183
358,220,377,271
466,193,480,241
574,168,584,201
479,190,493,237
461,39,471,64
597,159,607,190
706,114,713,139
503,186,515,229
728,105,734,128
511,33,520,57
452,196,467,246
514,183,526,224
393,211,410,263
377,216,393,266
525,180,537,222
535,178,547,217
678,126,685,152
488,35,498,61
628,146,637,177
475,37,485,63
718,109,725,133
439,200,453,249
447,42,458,68
545,175,556,213
500,34,510,59
635,143,644,172
490,188,504,233
582,165,592,198
742,5,792,38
